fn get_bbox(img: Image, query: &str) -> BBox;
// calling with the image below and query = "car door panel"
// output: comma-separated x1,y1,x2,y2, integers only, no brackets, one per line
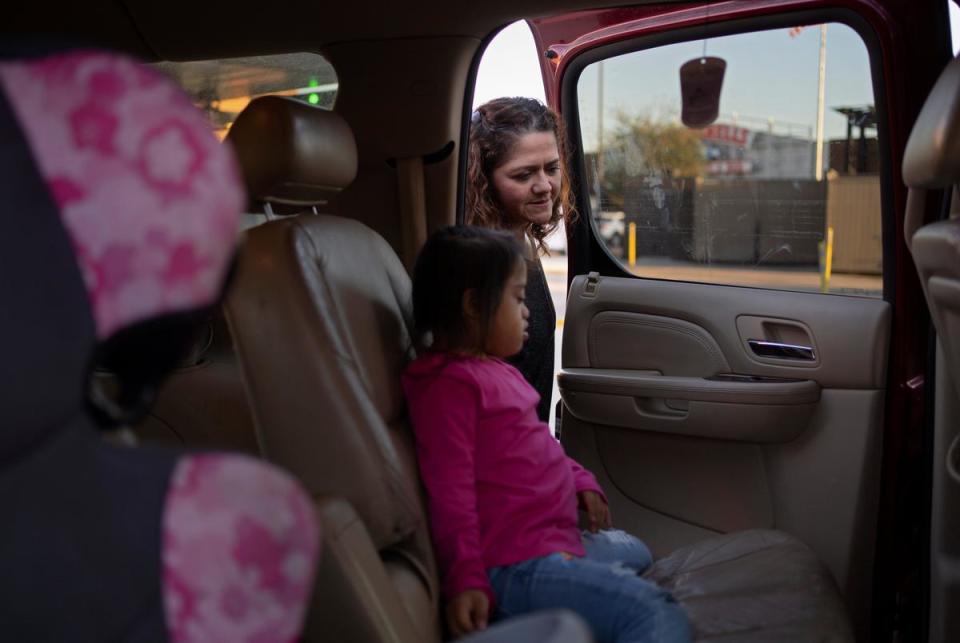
560,369,820,442
581,310,730,373
559,273,889,625
563,275,890,387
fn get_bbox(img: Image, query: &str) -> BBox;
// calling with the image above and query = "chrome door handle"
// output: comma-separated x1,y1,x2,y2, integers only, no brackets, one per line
747,339,815,360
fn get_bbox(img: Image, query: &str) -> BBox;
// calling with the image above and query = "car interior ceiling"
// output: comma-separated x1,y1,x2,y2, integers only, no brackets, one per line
5,0,680,204
2,0,796,250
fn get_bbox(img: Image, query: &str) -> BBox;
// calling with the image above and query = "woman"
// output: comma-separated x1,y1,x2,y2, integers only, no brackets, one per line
465,97,576,423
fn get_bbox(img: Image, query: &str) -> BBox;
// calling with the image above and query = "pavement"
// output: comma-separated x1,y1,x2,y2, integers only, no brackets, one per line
541,255,567,433
541,254,569,322
541,252,883,302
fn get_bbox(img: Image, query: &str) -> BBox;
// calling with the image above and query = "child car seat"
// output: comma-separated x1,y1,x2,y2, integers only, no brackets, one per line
0,49,318,642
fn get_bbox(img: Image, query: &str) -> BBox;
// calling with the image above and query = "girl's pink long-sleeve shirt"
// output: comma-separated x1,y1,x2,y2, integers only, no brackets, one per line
402,352,606,605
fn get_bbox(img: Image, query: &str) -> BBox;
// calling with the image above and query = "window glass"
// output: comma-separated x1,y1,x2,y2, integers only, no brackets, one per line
577,23,882,296
155,53,337,140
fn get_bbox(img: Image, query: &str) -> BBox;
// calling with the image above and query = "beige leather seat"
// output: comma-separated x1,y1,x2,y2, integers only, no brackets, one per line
903,55,960,393
225,95,852,642
94,301,259,453
226,96,441,642
902,55,960,643
225,96,592,643
130,310,260,453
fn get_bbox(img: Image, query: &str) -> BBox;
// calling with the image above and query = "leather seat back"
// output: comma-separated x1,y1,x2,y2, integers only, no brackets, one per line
225,96,441,642
902,54,960,643
904,55,960,396
911,220,960,393
117,308,261,454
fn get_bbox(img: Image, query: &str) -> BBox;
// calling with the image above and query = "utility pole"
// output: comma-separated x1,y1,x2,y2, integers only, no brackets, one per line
815,24,827,181
597,61,605,181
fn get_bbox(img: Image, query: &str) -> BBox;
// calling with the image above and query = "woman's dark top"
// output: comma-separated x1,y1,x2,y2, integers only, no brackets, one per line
508,255,556,423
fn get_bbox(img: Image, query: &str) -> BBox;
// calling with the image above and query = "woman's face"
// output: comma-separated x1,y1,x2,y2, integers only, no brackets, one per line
490,131,561,229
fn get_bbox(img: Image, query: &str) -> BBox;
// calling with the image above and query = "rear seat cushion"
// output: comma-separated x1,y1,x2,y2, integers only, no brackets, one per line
645,529,853,642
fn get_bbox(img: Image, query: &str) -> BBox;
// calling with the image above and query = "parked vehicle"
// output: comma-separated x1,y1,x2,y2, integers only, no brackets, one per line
596,210,625,257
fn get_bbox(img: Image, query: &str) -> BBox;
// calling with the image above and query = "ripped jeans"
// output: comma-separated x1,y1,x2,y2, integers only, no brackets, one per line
487,529,690,643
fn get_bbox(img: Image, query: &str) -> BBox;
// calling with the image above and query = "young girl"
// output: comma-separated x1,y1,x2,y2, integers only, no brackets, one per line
402,226,690,643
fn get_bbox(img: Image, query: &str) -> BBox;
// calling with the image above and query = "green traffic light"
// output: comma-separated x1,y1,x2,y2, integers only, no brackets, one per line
308,93,320,105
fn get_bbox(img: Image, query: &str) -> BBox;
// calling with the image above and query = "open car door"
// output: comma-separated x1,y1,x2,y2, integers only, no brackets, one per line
528,2,952,640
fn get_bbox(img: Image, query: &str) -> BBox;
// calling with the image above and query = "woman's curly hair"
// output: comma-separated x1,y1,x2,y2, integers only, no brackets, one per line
465,97,577,254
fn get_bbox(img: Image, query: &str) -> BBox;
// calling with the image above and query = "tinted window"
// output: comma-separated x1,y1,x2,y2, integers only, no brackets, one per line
577,23,881,296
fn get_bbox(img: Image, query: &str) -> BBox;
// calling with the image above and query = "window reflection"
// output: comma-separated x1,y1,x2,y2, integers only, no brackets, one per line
155,53,337,140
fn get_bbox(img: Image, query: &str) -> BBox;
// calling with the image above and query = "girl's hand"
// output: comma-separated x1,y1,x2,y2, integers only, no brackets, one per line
446,589,490,638
579,490,612,532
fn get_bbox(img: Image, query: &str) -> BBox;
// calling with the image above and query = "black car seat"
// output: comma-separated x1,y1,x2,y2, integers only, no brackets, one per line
0,49,319,641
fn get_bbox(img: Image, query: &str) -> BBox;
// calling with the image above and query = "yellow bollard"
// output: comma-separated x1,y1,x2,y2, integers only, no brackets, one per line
819,226,834,293
825,226,834,283
628,222,637,268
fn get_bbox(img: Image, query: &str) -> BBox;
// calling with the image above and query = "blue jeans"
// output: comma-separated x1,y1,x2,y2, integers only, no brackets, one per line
488,530,690,643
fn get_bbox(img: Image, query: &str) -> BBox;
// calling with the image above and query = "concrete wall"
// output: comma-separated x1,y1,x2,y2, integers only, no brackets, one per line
825,174,882,275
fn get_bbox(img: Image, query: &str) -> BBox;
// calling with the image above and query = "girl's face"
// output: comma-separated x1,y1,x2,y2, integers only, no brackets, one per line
490,131,561,230
484,259,529,358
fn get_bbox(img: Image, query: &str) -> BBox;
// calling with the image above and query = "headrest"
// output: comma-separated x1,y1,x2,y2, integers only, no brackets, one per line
0,50,244,341
903,56,960,189
227,96,357,206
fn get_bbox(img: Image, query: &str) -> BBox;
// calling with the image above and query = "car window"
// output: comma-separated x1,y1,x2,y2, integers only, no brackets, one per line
154,52,337,140
576,23,882,297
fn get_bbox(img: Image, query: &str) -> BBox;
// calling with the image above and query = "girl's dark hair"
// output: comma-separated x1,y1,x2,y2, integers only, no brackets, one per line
466,97,577,253
412,225,524,352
